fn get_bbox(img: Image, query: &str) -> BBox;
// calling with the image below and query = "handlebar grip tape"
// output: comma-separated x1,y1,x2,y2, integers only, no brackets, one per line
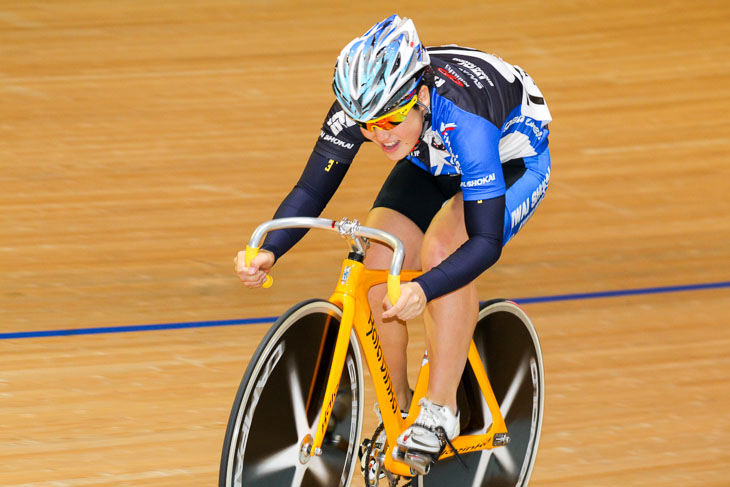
244,245,274,288
387,273,401,305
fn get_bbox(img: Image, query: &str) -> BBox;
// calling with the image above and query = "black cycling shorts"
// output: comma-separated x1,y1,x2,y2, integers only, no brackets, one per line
372,157,536,236
372,160,462,233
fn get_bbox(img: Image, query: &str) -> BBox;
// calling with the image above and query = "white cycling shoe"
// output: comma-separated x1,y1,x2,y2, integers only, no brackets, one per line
397,397,460,455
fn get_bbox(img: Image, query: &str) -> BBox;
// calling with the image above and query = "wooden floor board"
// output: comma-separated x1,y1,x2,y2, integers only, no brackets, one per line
1,0,729,485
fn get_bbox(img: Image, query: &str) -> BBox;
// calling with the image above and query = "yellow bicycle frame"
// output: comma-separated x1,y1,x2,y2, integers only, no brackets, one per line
310,258,510,477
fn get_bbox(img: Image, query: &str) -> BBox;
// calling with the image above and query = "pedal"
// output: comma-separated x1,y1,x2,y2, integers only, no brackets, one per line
392,445,436,476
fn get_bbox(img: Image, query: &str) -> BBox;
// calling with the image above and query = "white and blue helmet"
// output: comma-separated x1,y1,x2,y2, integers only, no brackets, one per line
333,15,430,122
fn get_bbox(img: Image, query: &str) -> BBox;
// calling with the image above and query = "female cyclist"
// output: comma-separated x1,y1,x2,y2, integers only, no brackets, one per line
235,14,551,468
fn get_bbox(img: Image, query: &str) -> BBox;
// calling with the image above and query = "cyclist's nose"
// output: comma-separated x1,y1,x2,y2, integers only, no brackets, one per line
373,127,392,142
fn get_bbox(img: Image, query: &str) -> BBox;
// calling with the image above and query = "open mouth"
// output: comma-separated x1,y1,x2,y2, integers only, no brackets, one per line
382,141,400,153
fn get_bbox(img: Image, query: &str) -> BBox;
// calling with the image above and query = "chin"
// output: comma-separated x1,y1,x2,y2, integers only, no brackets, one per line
383,151,405,161
381,144,413,161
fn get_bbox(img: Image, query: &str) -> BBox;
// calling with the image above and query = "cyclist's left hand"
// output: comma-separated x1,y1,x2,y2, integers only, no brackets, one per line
382,282,427,321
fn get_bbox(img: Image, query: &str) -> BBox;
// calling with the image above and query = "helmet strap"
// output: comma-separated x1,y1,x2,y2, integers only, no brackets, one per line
416,100,432,141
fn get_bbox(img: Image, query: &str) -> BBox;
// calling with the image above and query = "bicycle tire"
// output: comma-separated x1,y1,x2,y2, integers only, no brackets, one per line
219,299,364,487
422,299,545,487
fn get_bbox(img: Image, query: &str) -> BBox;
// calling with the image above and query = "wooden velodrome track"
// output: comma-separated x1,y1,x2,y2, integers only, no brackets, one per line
2,1,729,486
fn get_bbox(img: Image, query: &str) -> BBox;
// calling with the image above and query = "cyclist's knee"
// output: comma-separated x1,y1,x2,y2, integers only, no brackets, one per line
367,282,387,310
420,236,454,271
363,242,395,270
420,197,468,271
365,208,423,269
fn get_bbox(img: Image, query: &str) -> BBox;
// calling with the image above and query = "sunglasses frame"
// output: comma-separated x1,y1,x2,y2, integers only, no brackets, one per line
358,93,419,132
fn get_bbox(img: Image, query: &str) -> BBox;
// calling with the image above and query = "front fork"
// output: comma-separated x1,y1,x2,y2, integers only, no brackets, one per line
309,291,356,454
310,259,374,457
308,259,413,476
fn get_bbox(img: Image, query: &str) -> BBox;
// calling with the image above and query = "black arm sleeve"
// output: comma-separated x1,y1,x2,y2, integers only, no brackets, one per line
260,153,349,260
412,196,505,301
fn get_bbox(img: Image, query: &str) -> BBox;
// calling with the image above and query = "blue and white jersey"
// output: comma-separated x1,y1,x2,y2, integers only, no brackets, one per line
266,46,552,300
408,46,551,201
312,45,551,202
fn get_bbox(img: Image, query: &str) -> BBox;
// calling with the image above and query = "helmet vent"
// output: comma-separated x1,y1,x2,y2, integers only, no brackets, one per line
391,54,401,76
332,15,430,121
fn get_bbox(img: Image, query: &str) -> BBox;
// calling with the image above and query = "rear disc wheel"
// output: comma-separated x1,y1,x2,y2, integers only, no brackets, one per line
422,299,544,487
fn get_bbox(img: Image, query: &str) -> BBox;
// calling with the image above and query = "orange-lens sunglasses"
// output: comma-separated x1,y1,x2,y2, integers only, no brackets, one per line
358,94,419,132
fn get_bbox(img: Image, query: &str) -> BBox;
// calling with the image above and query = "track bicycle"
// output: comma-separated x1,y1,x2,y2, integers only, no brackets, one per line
220,217,544,487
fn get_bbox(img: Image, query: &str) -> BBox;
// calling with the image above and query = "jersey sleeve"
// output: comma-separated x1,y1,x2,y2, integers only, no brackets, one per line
412,196,504,301
259,102,366,260
260,151,349,260
311,101,367,163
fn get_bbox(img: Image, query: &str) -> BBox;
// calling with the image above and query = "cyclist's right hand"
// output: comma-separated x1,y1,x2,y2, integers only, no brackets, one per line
234,249,275,288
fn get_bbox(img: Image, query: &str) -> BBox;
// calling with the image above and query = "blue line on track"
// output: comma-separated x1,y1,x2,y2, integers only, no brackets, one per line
513,280,730,304
2,280,728,340
0,317,278,340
